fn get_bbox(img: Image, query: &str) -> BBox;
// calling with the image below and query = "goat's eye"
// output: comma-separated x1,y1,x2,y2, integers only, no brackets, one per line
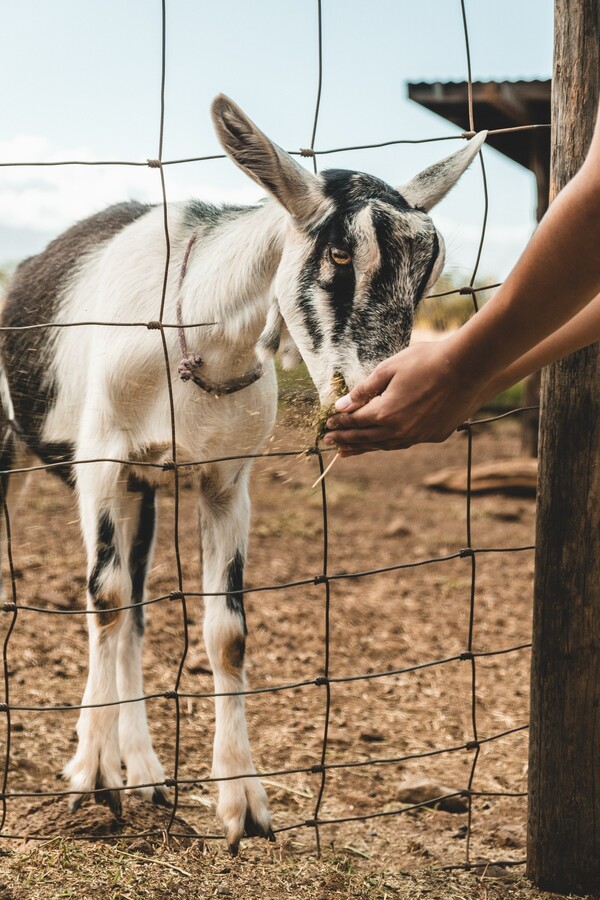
329,247,352,266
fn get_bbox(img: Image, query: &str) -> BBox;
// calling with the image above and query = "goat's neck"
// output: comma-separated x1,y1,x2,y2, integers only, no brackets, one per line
183,201,286,360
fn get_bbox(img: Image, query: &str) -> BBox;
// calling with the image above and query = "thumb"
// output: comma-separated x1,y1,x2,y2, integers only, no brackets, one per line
334,364,393,413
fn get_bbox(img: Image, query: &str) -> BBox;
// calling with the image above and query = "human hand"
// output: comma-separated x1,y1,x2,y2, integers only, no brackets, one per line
323,339,485,456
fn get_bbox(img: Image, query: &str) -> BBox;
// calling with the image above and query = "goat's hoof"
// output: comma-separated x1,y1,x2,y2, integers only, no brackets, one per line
152,786,172,807
68,792,85,814
225,820,274,857
64,750,124,818
218,775,273,855
123,749,166,805
95,787,123,818
244,809,276,842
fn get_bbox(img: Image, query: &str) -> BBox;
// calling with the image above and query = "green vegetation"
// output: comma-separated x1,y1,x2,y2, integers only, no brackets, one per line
486,380,525,409
416,272,498,332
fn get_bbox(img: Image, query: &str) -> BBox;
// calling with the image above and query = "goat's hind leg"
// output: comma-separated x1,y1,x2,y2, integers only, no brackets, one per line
200,466,274,854
64,461,131,816
0,426,33,602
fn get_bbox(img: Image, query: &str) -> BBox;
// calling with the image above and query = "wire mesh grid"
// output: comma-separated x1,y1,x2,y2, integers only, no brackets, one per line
0,0,544,869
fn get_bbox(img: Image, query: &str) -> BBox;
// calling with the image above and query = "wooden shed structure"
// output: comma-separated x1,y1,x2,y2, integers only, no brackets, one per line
407,79,551,220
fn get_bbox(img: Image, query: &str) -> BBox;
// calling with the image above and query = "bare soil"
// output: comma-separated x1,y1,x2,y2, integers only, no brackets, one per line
0,414,587,898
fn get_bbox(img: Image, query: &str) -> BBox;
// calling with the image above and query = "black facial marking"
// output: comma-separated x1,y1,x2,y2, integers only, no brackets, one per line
88,511,120,600
341,201,438,362
415,230,440,304
296,169,440,351
226,550,247,636
310,216,356,341
321,170,413,213
128,478,156,637
0,202,153,474
295,266,325,352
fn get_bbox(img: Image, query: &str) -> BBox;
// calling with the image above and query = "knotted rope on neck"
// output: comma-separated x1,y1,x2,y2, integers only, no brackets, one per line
176,232,263,397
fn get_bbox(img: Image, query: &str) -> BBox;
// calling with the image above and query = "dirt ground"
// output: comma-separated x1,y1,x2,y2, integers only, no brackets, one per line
0,410,588,899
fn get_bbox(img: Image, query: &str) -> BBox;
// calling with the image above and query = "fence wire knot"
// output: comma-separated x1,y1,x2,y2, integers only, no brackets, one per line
169,590,184,601
146,320,162,330
146,158,161,168
0,703,8,713
163,690,178,700
164,778,177,788
162,461,176,471
459,548,474,558
299,148,316,157
460,651,474,661
314,676,329,687
2,603,16,613
304,818,318,828
313,574,328,585
466,740,480,751
459,286,476,296
310,764,325,774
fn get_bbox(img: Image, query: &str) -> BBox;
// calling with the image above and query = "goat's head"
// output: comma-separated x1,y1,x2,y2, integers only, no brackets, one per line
212,94,486,403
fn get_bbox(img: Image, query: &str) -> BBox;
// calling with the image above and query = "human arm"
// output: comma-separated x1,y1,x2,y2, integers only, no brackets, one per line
485,292,600,396
325,107,600,455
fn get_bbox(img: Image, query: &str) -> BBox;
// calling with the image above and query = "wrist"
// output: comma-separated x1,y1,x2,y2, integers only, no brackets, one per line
441,329,485,397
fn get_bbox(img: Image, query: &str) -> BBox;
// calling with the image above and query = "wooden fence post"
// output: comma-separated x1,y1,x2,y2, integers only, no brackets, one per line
527,0,600,891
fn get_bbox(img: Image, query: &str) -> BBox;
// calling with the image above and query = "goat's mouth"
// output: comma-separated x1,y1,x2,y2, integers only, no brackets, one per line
314,372,349,442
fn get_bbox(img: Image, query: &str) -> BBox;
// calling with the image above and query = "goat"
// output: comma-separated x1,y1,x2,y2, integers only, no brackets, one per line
0,96,485,852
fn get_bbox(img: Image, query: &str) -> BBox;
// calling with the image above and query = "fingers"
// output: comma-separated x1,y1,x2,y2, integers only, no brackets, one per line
323,427,380,448
324,428,412,454
334,363,393,414
327,394,385,430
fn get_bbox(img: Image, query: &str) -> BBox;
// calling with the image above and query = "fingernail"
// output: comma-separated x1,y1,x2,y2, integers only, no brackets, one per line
322,435,334,445
335,394,351,410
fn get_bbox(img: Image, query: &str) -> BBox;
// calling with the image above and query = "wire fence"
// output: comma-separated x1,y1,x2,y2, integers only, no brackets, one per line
0,0,544,870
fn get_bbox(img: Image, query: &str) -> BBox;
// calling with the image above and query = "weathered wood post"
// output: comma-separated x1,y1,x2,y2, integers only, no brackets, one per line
527,0,600,892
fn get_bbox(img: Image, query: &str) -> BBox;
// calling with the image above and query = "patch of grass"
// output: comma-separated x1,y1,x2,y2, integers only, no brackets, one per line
415,293,476,331
276,361,317,427
1,842,593,900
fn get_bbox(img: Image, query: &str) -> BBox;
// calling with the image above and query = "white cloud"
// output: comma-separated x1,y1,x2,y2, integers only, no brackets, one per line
0,135,263,252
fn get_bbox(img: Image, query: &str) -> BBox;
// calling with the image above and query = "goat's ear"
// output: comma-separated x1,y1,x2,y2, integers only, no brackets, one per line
212,94,325,222
398,131,487,212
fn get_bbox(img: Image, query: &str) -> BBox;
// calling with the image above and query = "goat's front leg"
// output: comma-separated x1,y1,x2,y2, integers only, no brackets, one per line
63,461,129,816
200,469,274,854
117,482,167,805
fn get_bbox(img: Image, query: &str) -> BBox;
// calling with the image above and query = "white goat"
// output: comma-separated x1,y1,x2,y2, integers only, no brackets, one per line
0,96,485,852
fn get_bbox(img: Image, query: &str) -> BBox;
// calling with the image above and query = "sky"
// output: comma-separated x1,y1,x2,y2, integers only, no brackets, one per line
0,0,553,281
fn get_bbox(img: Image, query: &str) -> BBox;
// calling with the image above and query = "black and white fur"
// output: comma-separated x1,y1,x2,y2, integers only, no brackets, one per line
0,96,485,852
